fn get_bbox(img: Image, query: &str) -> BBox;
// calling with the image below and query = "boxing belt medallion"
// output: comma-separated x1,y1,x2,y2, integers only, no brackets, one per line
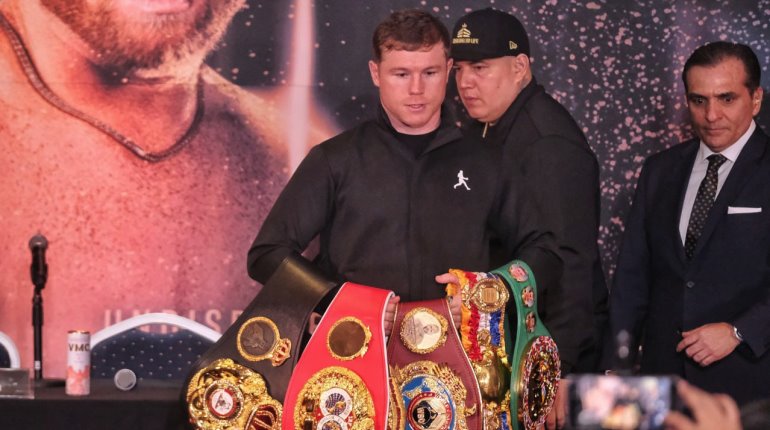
492,261,560,430
386,299,482,430
186,254,337,429
283,282,393,430
187,358,283,430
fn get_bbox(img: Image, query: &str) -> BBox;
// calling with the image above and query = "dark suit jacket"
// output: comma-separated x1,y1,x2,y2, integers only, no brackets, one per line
610,126,770,405
468,78,609,373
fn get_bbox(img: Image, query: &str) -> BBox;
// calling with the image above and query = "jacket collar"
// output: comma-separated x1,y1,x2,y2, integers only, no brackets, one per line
468,77,542,141
375,103,462,154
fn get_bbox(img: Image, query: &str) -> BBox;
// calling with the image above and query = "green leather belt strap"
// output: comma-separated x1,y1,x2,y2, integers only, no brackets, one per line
493,260,561,430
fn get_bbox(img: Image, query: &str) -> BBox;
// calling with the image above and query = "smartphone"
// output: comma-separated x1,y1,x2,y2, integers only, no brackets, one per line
568,374,682,430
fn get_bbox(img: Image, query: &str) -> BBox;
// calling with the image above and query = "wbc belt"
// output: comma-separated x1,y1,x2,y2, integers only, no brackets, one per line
386,299,482,430
283,282,393,430
186,254,337,430
492,261,560,430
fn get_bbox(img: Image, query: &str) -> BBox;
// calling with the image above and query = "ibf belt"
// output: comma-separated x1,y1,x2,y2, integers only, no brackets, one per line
447,270,513,430
386,299,482,430
491,261,560,430
283,282,393,430
185,254,337,429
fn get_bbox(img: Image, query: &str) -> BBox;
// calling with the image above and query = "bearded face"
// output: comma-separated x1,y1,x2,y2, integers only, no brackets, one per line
41,0,245,71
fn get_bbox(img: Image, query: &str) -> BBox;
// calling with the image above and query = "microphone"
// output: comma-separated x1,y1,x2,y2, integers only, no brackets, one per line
29,234,48,289
114,369,137,391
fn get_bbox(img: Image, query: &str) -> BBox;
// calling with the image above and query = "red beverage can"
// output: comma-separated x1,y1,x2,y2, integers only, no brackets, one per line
66,330,91,396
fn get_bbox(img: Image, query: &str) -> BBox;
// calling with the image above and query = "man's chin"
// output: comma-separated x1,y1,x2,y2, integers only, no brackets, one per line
93,42,209,79
129,53,206,81
464,107,488,122
43,0,243,72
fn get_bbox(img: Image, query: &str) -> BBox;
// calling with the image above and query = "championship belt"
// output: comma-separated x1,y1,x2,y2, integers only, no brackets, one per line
492,261,560,430
186,254,337,430
447,270,514,430
386,299,482,430
283,282,393,430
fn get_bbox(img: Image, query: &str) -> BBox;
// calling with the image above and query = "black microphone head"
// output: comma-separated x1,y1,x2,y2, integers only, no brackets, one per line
29,233,48,289
29,234,48,251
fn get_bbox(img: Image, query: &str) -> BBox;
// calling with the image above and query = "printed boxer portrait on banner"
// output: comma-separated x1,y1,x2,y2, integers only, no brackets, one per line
0,0,336,377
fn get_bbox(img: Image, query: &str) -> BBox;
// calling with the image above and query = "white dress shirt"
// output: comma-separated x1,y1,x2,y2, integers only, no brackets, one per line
679,121,756,244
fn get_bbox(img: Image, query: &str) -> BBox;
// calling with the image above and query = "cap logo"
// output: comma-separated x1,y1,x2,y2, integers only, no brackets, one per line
509,41,518,50
452,23,478,45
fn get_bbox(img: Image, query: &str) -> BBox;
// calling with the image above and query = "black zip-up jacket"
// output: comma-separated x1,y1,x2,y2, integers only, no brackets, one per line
248,106,560,301
467,78,608,373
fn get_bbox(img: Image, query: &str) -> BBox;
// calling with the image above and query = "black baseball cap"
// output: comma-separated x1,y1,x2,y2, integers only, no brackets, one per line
451,8,530,62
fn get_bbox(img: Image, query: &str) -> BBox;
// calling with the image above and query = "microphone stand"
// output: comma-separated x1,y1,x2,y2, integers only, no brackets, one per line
29,234,64,388
32,281,44,380
32,284,62,387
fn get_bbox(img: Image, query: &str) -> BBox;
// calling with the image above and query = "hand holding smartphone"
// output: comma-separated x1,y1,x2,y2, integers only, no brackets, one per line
568,374,683,430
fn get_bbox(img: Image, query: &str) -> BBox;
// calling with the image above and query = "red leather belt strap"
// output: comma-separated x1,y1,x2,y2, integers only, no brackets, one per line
283,282,393,430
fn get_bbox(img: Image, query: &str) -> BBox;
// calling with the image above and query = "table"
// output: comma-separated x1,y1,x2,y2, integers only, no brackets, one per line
0,379,188,430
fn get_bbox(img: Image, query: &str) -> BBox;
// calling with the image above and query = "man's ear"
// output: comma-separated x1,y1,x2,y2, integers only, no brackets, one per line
445,58,454,84
512,53,530,76
752,87,764,116
368,60,381,88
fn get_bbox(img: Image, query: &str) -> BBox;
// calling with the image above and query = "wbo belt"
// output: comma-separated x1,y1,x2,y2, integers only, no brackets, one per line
186,254,337,430
386,298,482,430
283,282,393,430
448,260,560,430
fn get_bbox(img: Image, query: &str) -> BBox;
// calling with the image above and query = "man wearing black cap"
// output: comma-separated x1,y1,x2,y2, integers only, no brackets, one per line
452,8,608,428
249,9,561,336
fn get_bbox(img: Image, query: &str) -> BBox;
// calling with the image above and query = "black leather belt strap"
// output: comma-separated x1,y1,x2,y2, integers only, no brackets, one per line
184,253,337,402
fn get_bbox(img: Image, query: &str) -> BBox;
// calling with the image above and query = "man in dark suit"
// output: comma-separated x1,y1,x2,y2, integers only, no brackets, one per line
610,41,770,405
451,8,608,428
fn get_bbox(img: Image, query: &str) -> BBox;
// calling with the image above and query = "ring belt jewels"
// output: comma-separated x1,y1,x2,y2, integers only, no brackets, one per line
186,358,282,430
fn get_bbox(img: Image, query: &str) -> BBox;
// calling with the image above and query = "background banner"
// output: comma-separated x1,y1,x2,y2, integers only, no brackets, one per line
1,0,769,377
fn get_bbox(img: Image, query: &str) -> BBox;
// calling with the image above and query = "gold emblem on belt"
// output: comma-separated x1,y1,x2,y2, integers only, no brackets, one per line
327,317,372,361
186,358,282,430
466,277,509,313
388,361,477,430
399,307,448,354
236,316,291,366
294,366,375,430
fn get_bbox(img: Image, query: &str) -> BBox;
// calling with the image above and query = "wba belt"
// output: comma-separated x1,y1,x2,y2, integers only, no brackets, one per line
283,282,393,430
449,260,560,430
185,254,336,430
386,298,482,430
